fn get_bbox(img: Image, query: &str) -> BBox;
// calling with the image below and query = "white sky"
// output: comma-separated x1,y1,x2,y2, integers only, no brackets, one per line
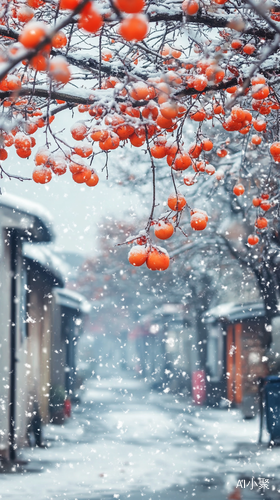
3,108,150,257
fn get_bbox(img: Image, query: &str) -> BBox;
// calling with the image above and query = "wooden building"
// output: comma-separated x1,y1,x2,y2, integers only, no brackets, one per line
204,302,271,417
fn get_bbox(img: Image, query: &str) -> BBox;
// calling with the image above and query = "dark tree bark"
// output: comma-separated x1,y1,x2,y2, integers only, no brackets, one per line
253,265,278,329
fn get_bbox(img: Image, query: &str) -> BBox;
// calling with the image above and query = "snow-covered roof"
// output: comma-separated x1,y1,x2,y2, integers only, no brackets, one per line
160,303,185,315
23,243,65,285
204,301,266,324
0,192,54,242
53,287,91,314
141,303,185,327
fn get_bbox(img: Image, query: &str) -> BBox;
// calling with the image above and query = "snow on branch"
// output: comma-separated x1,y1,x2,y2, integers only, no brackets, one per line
0,0,279,276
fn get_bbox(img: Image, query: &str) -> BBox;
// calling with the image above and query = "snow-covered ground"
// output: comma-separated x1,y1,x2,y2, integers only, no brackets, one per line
1,374,280,500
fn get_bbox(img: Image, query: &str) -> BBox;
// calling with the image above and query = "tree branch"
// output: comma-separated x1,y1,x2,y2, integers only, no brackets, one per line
169,238,217,258
52,49,149,80
148,11,276,40
0,85,113,105
217,233,249,266
225,33,280,109
244,0,280,37
0,25,19,40
0,9,276,43
0,0,91,82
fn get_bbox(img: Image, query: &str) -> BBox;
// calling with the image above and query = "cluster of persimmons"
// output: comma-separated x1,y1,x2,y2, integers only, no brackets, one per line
0,0,278,270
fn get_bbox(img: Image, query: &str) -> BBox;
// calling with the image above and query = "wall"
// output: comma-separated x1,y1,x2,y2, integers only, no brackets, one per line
50,301,65,395
0,229,12,458
26,265,55,425
15,248,29,449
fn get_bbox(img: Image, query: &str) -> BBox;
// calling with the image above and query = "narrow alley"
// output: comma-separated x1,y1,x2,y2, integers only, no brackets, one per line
1,371,280,500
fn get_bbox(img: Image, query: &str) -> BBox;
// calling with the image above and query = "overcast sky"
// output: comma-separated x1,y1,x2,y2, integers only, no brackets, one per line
3,108,150,257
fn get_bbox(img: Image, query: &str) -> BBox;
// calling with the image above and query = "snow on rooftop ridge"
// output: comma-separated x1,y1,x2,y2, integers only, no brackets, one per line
23,243,66,284
141,303,185,325
55,287,91,314
161,303,184,315
204,302,236,319
204,301,266,323
0,192,54,239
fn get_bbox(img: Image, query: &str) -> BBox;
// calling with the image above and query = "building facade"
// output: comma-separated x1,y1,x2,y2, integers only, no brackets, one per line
0,194,53,460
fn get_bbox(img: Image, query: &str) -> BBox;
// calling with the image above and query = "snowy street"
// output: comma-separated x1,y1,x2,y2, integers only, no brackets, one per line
1,373,280,500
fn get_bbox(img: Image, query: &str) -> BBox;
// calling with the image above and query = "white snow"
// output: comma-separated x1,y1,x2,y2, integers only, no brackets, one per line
0,191,54,240
70,122,87,134
128,245,148,257
23,243,67,283
154,220,170,230
204,301,237,321
54,287,91,313
2,376,279,500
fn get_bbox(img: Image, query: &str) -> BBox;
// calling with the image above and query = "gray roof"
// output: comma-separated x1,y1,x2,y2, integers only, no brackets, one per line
54,288,91,314
204,301,266,324
23,244,65,285
141,303,186,326
0,193,54,242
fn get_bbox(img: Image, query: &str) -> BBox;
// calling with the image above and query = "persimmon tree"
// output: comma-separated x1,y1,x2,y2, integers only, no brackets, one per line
161,134,280,330
75,214,263,379
1,0,280,270
76,218,185,322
